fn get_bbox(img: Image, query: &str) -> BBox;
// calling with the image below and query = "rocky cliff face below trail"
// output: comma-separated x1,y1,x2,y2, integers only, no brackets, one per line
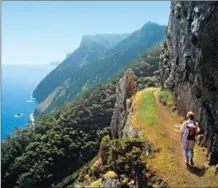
160,2,218,164
110,69,142,139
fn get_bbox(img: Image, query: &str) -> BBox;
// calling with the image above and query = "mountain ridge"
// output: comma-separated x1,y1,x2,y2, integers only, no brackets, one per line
80,33,130,49
34,22,166,118
33,33,129,102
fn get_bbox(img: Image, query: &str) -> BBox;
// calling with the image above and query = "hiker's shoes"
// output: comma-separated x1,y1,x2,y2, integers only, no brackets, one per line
190,159,194,166
185,159,189,167
185,159,194,166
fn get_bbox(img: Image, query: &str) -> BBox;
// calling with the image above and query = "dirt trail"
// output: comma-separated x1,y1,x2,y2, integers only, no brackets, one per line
134,88,218,187
154,91,207,187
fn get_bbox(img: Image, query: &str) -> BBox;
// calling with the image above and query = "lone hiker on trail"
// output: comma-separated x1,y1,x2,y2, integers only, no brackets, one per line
180,111,200,166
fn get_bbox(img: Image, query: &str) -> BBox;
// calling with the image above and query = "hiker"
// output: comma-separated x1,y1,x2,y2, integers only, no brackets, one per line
180,111,200,166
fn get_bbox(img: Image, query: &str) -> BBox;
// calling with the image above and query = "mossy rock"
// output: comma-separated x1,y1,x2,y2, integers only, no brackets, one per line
121,177,129,185
158,89,175,110
90,178,103,188
103,171,118,179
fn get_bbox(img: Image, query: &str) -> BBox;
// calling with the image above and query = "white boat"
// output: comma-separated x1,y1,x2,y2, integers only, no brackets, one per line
14,113,23,118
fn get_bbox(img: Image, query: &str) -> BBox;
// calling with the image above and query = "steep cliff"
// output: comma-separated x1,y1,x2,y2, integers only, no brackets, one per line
66,70,168,188
160,2,218,164
110,69,142,139
33,34,129,102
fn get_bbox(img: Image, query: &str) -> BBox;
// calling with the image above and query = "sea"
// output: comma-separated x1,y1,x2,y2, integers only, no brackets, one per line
2,64,54,141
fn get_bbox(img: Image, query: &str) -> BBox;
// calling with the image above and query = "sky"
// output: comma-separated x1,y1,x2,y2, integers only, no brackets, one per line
2,1,171,65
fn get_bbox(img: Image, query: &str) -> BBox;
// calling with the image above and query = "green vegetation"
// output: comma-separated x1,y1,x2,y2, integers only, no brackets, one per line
90,178,102,188
108,43,162,92
33,33,128,102
33,41,107,103
134,90,159,127
1,82,116,188
133,88,218,187
55,157,98,188
133,88,186,186
74,136,147,187
2,29,163,187
1,42,162,187
106,137,146,175
137,76,159,90
158,89,175,110
56,137,147,188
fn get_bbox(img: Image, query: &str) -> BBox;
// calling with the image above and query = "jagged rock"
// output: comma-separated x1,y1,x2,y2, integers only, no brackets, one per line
122,99,143,139
102,178,121,188
110,69,139,139
148,173,170,188
160,2,218,165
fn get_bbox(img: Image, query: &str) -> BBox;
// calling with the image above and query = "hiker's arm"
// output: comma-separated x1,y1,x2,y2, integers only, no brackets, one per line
181,132,184,142
196,122,200,134
195,122,200,140
180,123,185,142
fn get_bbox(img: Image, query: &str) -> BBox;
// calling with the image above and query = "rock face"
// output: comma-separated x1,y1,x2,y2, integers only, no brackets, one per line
110,69,141,139
102,178,121,188
82,69,168,188
160,2,218,164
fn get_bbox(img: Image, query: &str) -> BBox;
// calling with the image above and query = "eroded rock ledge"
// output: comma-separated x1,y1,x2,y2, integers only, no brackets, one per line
110,69,142,139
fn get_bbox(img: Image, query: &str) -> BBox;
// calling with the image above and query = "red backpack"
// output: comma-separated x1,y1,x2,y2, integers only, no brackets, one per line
186,120,197,140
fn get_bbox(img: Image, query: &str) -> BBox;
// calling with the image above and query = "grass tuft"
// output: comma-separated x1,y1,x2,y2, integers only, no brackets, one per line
158,89,175,110
133,89,159,128
90,178,102,188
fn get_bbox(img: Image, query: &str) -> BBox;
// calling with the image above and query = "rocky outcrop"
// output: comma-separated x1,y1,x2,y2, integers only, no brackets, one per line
110,69,141,139
102,178,122,188
160,2,218,164
73,69,168,188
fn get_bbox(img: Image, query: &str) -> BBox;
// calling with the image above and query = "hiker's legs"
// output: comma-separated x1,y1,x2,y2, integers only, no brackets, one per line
187,140,195,159
187,140,195,165
184,150,189,159
187,149,194,159
184,150,189,165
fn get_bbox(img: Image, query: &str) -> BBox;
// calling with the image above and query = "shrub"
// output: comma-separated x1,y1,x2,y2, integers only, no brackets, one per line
100,137,147,179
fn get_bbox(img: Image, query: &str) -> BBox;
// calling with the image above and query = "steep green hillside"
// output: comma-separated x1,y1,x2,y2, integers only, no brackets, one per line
85,22,165,86
2,83,116,188
35,22,165,118
67,88,218,188
33,33,129,102
1,46,161,188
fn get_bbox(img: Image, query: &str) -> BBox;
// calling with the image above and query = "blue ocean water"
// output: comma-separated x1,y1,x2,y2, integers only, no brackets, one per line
2,64,54,141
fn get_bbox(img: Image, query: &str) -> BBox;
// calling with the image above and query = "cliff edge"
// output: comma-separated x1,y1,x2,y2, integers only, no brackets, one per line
160,1,218,165
110,69,142,139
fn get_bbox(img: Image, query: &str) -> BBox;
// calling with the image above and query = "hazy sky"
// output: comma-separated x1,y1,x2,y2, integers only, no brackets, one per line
2,1,170,65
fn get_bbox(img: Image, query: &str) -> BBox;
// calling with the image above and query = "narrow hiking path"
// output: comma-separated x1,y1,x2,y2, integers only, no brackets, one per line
132,88,218,187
